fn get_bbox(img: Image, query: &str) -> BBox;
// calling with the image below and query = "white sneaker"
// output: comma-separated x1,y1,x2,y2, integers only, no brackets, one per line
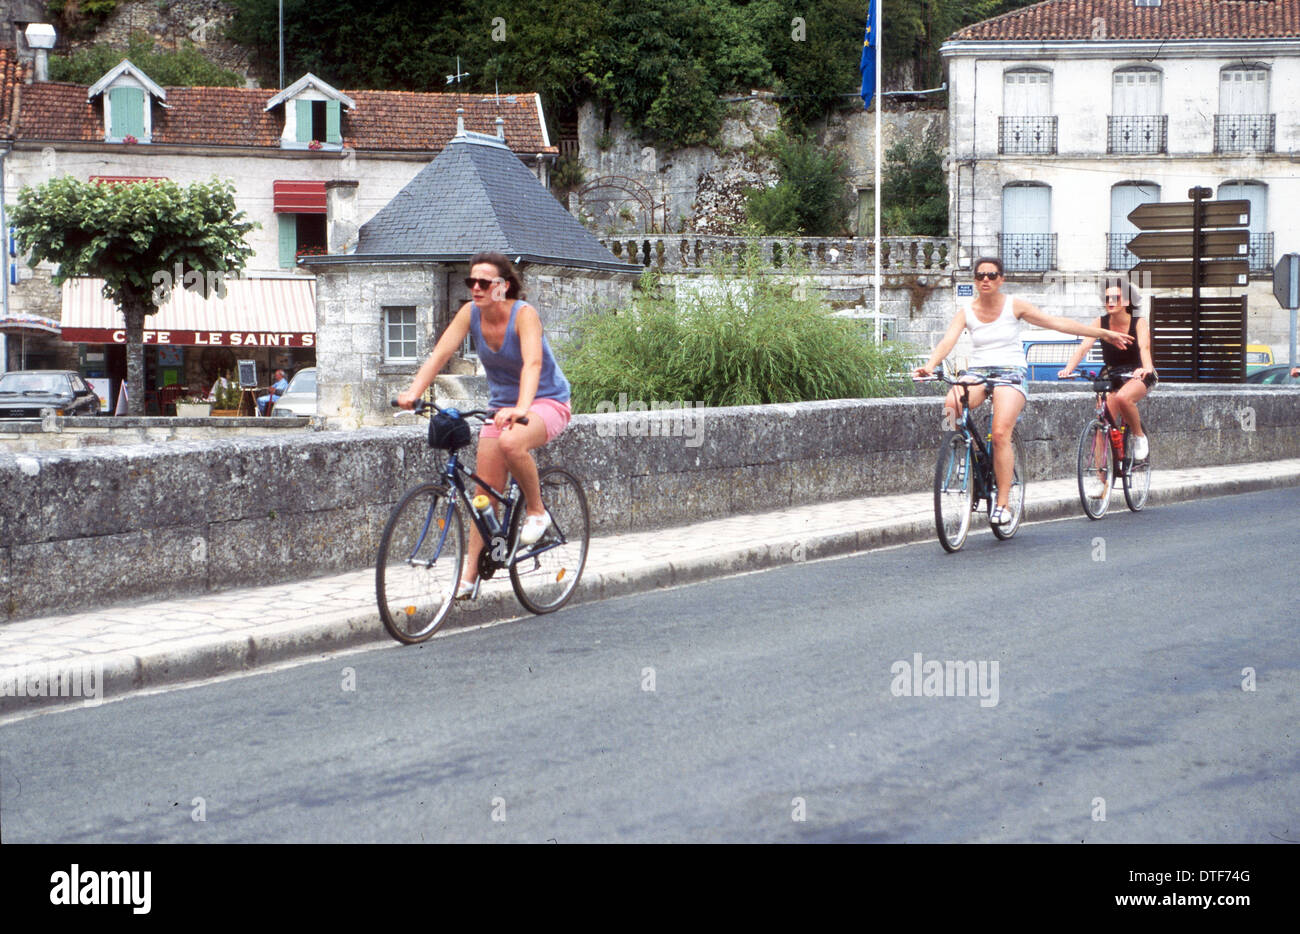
1085,475,1107,499
990,505,1013,526
455,579,478,600
518,513,551,546
1131,434,1148,461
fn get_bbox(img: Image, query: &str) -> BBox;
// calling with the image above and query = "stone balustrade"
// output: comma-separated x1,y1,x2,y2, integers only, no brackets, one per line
597,235,953,276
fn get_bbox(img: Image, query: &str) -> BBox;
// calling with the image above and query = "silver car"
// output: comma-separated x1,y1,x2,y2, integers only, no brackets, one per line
270,367,316,416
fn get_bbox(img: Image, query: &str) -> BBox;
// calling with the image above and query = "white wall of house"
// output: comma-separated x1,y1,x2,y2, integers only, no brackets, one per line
944,40,1300,351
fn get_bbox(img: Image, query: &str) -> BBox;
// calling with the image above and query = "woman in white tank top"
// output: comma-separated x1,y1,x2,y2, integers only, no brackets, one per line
913,257,1134,527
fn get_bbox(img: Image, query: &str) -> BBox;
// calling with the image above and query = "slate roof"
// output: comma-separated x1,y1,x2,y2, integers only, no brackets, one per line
0,49,553,154
349,131,638,274
950,0,1300,41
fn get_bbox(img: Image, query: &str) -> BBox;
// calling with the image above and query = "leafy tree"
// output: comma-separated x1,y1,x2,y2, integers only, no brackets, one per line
745,132,852,236
881,138,947,236
50,33,244,86
12,178,257,415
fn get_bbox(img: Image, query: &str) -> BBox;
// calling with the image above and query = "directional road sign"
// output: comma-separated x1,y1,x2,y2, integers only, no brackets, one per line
1127,200,1250,231
1127,230,1250,262
1132,260,1249,289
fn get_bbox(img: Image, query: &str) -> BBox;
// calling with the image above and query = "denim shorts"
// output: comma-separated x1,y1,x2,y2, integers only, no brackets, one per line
969,366,1029,401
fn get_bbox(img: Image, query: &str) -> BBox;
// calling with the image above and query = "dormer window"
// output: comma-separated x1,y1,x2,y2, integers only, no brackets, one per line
87,60,166,144
265,74,355,151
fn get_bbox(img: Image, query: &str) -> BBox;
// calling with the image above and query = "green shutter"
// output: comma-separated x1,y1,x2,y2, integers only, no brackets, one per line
295,99,313,142
325,100,341,144
110,87,146,138
278,214,298,268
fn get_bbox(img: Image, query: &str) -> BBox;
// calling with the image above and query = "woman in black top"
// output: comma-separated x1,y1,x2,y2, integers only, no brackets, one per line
1059,279,1156,462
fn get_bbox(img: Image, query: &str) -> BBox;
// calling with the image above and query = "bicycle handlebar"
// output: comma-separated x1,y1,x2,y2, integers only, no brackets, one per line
390,399,528,425
912,372,1023,388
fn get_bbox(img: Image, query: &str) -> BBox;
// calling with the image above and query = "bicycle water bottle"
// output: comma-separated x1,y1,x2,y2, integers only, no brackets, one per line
472,494,502,536
1110,427,1124,454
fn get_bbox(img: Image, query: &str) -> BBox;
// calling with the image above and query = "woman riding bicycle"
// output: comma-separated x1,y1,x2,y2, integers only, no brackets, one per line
1058,278,1156,468
912,257,1133,527
396,252,571,598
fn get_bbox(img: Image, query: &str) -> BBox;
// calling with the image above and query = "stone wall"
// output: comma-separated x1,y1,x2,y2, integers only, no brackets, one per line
3,387,1297,621
0,414,309,453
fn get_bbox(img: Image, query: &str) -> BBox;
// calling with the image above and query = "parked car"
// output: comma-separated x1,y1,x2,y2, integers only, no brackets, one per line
0,370,101,418
269,367,316,416
1244,364,1300,386
1245,344,1274,375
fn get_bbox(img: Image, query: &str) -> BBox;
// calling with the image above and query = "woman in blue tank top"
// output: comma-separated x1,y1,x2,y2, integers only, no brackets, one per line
398,252,572,598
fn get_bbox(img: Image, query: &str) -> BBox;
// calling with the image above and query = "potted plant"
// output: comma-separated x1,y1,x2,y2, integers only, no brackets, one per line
211,382,243,416
175,394,212,417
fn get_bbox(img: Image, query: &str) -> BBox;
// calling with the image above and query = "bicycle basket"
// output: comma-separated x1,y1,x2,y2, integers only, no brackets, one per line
429,412,472,450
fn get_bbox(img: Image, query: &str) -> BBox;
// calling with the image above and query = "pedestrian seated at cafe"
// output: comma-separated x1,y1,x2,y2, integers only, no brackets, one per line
257,369,289,415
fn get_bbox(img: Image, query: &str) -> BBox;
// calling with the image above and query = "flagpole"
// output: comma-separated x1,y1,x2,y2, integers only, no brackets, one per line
873,0,882,321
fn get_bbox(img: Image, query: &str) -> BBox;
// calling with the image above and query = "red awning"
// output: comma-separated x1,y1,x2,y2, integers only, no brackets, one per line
59,277,316,348
274,180,327,214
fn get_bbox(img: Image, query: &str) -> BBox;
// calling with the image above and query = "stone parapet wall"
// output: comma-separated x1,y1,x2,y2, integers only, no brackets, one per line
2,388,1296,622
0,415,310,453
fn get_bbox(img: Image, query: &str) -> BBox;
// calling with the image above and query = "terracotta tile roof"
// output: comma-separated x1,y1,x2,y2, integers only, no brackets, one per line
8,75,554,154
951,0,1300,42
0,48,24,135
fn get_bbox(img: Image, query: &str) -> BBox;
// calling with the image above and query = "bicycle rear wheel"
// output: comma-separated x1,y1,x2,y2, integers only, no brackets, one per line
376,483,464,643
1123,433,1151,512
1077,421,1113,520
991,427,1025,540
934,431,973,552
509,467,590,614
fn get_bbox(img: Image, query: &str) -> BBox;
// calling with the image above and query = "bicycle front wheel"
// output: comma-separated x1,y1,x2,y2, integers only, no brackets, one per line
1123,434,1151,512
509,467,590,614
991,427,1025,540
934,431,973,552
1077,421,1113,520
376,483,464,643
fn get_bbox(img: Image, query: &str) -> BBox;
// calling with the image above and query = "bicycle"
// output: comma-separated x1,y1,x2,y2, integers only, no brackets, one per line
916,371,1027,553
1065,369,1151,519
375,400,590,643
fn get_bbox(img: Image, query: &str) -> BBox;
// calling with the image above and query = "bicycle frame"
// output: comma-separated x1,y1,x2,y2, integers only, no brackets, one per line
939,375,1017,508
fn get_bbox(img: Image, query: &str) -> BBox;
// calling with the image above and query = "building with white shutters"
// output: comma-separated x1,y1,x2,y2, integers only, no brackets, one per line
941,0,1300,351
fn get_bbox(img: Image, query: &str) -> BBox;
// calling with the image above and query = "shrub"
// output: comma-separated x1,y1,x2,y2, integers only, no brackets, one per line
745,132,852,236
560,248,911,411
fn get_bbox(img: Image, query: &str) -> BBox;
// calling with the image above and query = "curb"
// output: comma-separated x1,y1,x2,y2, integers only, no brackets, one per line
3,467,1297,717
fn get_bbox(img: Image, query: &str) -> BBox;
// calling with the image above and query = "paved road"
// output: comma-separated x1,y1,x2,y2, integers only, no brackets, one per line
2,488,1297,842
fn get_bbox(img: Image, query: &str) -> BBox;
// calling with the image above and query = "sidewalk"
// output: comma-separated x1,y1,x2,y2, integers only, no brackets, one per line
2,459,1298,715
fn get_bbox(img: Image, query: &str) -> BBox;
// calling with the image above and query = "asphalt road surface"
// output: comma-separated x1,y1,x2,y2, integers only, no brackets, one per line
2,488,1297,843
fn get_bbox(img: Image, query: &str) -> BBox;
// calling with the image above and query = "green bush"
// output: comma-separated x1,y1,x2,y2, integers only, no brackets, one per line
745,132,852,236
560,249,911,411
881,138,948,237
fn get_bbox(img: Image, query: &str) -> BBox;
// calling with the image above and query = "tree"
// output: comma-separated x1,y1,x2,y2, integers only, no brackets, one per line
745,132,853,236
12,178,256,415
881,138,947,236
50,33,244,87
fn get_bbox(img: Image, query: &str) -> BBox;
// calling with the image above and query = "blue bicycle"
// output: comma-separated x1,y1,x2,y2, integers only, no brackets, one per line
376,401,589,643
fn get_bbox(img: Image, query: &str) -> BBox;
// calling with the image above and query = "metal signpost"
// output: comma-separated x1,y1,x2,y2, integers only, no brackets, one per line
1127,188,1251,380
1274,252,1300,369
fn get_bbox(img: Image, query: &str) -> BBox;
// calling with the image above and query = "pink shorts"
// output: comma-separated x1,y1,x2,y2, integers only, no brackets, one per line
480,398,571,443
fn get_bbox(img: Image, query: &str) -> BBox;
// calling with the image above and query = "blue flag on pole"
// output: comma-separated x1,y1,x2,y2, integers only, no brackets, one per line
860,0,877,110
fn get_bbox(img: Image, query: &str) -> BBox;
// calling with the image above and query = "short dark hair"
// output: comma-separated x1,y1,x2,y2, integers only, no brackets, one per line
468,251,525,300
973,256,1004,277
1100,276,1142,312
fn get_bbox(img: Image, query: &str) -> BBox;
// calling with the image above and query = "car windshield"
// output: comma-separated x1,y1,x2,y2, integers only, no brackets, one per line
0,373,68,394
1246,352,1269,364
286,369,315,393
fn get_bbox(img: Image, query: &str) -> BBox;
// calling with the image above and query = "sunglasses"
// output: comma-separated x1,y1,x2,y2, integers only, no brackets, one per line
1104,293,1125,304
464,277,502,291
974,271,1001,281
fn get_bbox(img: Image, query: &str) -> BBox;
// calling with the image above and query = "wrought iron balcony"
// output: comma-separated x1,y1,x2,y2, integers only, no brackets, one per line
1106,233,1138,271
1214,114,1275,153
998,117,1057,155
1107,115,1167,154
1000,233,1057,272
1247,232,1274,274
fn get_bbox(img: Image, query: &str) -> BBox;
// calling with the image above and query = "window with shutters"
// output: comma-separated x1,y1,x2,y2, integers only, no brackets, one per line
89,62,165,143
1217,181,1271,273
1107,182,1160,270
292,98,343,147
277,214,328,268
1108,68,1165,154
1216,67,1273,152
999,69,1056,154
1001,183,1055,272
266,76,353,150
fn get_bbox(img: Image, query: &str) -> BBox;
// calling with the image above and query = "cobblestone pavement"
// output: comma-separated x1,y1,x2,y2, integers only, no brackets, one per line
2,459,1297,715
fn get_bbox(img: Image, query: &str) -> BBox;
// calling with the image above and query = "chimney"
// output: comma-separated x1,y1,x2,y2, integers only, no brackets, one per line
25,24,57,83
495,114,504,140
324,179,360,254
456,106,465,136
